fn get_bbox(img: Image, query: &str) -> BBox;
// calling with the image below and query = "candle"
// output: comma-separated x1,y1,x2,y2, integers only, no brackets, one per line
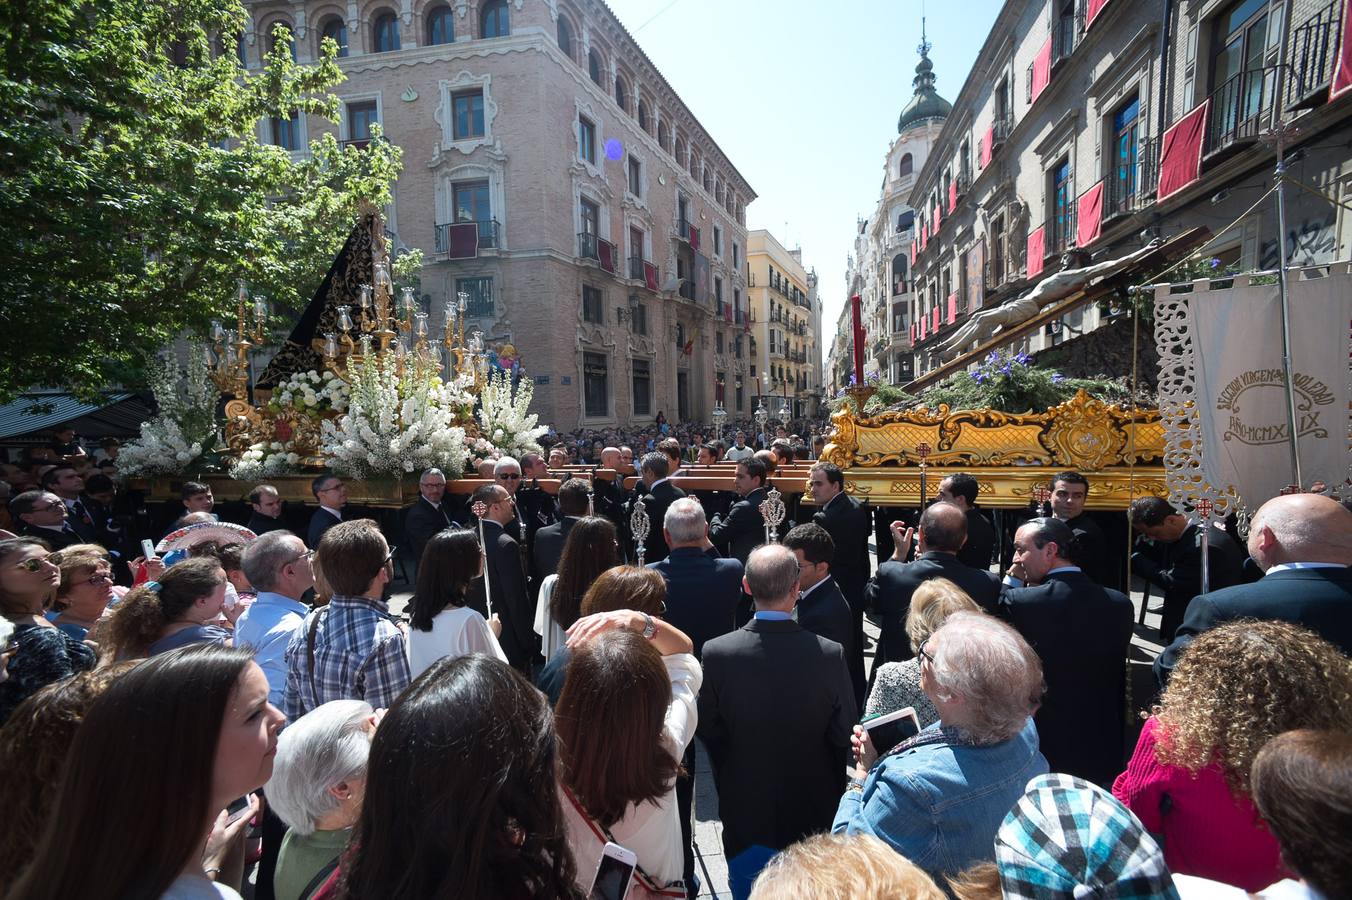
850,294,865,384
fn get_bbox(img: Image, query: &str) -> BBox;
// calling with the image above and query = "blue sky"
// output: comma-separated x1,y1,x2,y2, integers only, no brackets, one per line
602,0,1004,333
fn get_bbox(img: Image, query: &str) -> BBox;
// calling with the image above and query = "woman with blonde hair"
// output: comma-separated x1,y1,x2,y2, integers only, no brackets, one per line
1113,620,1352,891
50,550,116,641
749,833,945,900
863,578,980,725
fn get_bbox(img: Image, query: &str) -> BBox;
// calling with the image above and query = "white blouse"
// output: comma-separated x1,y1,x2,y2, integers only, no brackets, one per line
407,605,507,679
533,574,568,661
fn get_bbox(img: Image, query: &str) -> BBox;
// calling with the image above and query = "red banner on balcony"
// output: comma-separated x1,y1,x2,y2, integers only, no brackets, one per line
948,179,958,213
644,262,659,292
1158,100,1210,200
1086,0,1112,29
1333,0,1352,100
911,322,917,343
920,316,928,339
911,239,917,265
1027,226,1047,278
598,239,615,273
1031,36,1053,103
980,124,994,168
1076,181,1104,247
947,293,958,323
931,306,941,331
688,225,700,250
446,222,478,259
933,203,942,234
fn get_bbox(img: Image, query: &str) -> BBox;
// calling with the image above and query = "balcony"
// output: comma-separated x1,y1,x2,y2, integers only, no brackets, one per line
434,219,498,254
1287,1,1343,110
1049,203,1078,256
628,256,645,279
1052,4,1084,68
1105,137,1159,219
578,233,617,271
1204,66,1279,159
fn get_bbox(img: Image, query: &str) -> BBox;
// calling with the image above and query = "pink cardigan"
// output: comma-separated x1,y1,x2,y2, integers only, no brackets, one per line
1112,717,1285,891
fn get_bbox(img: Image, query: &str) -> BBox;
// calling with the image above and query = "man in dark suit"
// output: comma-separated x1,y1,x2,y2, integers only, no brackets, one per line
592,446,629,531
939,472,996,571
531,479,589,587
864,502,1001,671
516,452,558,550
709,456,768,565
698,544,856,868
465,483,535,672
632,452,686,564
1156,493,1352,686
1128,496,1245,642
11,490,84,550
783,524,854,658
246,484,287,536
1001,517,1133,786
40,464,98,541
404,468,461,567
809,461,871,704
1049,471,1116,589
307,474,346,550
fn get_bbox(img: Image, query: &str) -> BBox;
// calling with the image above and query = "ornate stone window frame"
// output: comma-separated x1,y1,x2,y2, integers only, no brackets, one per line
436,70,498,155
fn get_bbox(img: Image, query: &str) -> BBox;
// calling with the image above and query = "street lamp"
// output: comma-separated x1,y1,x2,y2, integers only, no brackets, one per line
754,401,769,450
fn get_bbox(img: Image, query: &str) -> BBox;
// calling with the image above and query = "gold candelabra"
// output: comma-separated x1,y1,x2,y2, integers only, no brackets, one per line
208,280,269,398
442,290,489,390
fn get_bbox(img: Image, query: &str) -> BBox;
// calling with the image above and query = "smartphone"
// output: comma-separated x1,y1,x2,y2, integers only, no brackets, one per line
226,793,255,824
589,841,638,900
140,539,157,560
862,706,921,757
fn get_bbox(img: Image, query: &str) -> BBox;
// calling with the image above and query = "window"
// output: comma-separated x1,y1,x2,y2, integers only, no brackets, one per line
580,198,599,236
732,242,740,269
269,114,300,151
556,16,573,57
583,284,605,323
346,100,378,142
637,100,649,132
584,352,609,417
734,333,743,358
1210,0,1269,149
714,277,723,304
657,120,668,151
627,156,642,197
427,5,454,45
373,12,400,52
452,180,491,225
632,359,651,416
991,213,1006,283
1049,157,1071,253
1109,94,1140,213
452,90,485,140
702,166,711,192
588,50,602,85
716,331,724,353
614,77,628,110
995,76,1010,123
480,0,509,38
578,116,596,164
629,225,646,276
320,17,348,57
455,276,494,317
631,301,648,335
899,153,913,177
712,225,722,257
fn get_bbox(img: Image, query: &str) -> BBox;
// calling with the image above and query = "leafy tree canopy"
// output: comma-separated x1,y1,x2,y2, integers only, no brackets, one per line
0,0,404,403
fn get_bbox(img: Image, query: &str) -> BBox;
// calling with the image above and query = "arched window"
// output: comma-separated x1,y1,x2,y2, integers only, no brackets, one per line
657,120,668,152
702,166,711,192
556,16,573,58
892,253,908,286
674,136,686,166
426,5,454,45
614,77,628,111
480,0,509,38
372,11,400,52
637,100,649,132
899,153,913,177
320,17,348,57
588,49,602,85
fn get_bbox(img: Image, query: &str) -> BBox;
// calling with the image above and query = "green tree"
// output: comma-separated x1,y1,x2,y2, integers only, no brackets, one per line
0,0,404,403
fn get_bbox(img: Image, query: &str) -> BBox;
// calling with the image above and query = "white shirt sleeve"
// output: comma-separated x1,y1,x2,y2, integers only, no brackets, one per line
661,653,703,759
464,609,509,663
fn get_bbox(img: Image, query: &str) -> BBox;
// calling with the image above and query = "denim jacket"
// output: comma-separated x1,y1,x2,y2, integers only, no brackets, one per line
832,718,1048,878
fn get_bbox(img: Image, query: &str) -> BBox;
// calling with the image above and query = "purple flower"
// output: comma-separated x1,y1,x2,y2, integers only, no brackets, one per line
1051,373,1064,383
1015,352,1031,365
972,371,987,383
1209,257,1221,269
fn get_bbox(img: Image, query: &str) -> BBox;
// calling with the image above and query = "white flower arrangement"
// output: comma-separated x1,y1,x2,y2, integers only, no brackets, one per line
118,344,220,476
477,369,548,460
227,441,303,481
320,353,473,478
268,369,349,417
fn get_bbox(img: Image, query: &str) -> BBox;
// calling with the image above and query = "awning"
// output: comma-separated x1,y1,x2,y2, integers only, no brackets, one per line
0,391,153,441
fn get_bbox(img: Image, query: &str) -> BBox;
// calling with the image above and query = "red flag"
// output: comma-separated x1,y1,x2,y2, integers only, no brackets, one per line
1158,101,1210,200
1332,0,1352,100
947,293,958,324
644,261,659,292
688,226,700,251
1031,37,1053,103
1086,0,1112,29
683,340,693,356
980,123,994,168
1027,226,1047,278
948,179,958,213
933,203,942,234
1077,181,1104,247
931,307,940,331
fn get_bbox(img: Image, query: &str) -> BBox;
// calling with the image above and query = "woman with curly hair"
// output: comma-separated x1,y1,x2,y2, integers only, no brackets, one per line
103,556,231,659
1112,620,1352,890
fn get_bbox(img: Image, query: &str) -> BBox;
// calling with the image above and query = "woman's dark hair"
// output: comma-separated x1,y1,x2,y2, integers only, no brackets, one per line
579,565,667,618
0,662,138,886
550,517,619,630
105,557,224,659
6,646,256,900
0,537,53,618
556,630,677,828
410,529,482,632
339,654,584,900
190,540,245,573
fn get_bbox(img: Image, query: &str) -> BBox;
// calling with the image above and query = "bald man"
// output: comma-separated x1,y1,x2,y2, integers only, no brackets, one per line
1155,493,1352,686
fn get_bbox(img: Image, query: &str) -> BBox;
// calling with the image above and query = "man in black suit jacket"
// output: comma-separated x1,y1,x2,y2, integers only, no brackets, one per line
1049,472,1117,589
939,473,996,571
810,462,872,705
516,452,559,551
1001,517,1133,786
698,544,856,863
12,490,85,550
1129,496,1245,641
783,523,855,683
307,474,346,550
648,497,743,659
404,468,462,567
531,480,589,587
1156,493,1352,686
709,456,768,565
864,502,1001,671
246,484,287,536
632,452,686,564
464,483,536,672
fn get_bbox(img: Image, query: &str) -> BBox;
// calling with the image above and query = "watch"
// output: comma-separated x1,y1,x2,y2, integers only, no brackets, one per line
640,612,657,640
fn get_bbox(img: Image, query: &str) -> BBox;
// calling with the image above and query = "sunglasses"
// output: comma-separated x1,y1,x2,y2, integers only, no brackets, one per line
15,555,53,573
497,473,521,481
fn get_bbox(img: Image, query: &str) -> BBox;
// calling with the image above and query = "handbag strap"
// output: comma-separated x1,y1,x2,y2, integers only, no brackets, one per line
300,855,341,900
560,785,687,898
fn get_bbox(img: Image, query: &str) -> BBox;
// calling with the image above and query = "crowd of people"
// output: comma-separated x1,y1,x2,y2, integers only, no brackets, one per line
0,420,1350,899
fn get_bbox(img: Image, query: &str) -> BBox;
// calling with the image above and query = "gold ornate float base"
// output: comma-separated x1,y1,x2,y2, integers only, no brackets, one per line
824,390,1165,510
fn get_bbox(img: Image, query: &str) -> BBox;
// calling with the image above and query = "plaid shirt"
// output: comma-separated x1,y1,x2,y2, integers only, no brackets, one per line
284,594,410,721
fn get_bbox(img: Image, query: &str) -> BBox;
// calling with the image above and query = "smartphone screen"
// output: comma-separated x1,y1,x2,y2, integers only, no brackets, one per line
590,850,636,900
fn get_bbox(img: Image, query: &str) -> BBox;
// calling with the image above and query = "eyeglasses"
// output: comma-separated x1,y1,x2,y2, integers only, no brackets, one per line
317,484,343,493
285,549,314,567
15,555,53,573
917,639,936,668
84,572,113,586
381,546,398,566
30,502,63,513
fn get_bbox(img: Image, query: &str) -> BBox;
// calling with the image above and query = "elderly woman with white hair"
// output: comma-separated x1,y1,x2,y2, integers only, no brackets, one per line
265,699,379,900
832,612,1049,882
